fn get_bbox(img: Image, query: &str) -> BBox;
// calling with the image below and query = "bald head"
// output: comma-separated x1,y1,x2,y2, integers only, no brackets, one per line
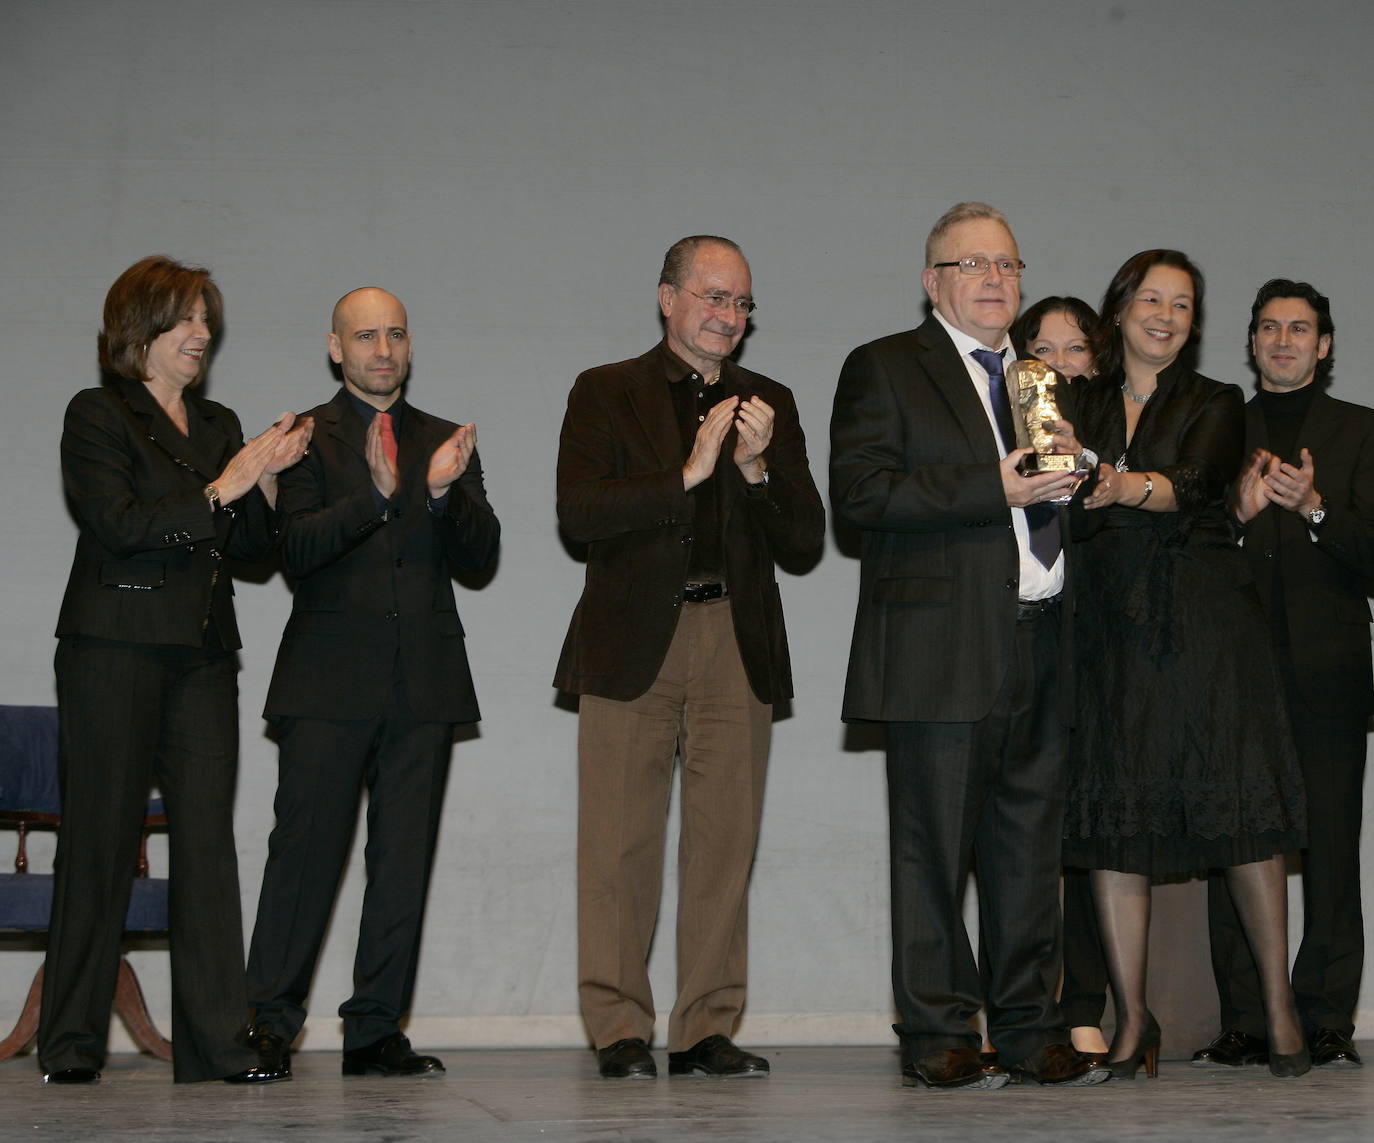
328,287,412,408
332,286,407,335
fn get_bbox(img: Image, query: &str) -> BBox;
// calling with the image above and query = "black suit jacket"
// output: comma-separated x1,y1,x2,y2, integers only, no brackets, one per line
1240,388,1374,716
56,377,277,648
264,390,500,723
554,342,825,704
831,316,1074,724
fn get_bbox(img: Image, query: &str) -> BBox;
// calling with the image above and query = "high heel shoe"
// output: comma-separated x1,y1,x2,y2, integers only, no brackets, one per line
1108,1013,1161,1080
1268,1046,1310,1078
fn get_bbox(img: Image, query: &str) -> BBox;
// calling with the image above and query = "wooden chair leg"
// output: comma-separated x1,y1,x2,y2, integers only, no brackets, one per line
113,957,172,1062
0,965,43,1059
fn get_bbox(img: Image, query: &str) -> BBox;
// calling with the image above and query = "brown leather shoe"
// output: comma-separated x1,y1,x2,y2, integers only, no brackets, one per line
902,1047,1009,1090
1007,1043,1110,1086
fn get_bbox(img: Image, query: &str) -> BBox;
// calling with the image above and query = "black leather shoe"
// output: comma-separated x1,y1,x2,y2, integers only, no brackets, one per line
597,1037,657,1078
668,1035,769,1077
224,1024,292,1083
1311,1028,1362,1068
342,1033,445,1077
42,1067,100,1085
1007,1043,1110,1086
902,1047,1008,1090
1190,1029,1268,1068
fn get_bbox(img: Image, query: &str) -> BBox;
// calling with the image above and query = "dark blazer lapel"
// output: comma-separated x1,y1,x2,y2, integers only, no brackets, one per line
393,397,434,482
1296,389,1341,458
915,318,1002,459
321,389,368,462
114,378,225,481
626,353,683,470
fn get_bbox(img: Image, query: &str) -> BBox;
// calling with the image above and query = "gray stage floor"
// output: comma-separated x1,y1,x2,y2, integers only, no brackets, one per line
2,1046,1370,1141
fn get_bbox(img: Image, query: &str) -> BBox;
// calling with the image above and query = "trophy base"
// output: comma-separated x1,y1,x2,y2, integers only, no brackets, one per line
1016,452,1080,475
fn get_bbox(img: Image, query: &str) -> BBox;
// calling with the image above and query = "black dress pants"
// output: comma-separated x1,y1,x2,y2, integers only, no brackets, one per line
886,608,1069,1066
1206,667,1366,1039
246,712,453,1051
40,636,255,1083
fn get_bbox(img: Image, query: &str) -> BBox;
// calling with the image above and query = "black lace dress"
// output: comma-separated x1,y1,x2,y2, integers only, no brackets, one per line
1062,361,1306,876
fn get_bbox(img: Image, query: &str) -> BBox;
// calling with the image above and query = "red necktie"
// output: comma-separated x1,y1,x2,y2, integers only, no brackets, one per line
377,411,399,465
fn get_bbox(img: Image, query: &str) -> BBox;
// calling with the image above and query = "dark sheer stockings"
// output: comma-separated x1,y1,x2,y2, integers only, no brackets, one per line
1090,870,1152,1063
1221,855,1304,1055
1091,856,1302,1062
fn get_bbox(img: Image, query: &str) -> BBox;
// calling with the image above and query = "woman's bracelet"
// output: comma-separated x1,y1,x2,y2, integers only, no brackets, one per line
1134,473,1154,508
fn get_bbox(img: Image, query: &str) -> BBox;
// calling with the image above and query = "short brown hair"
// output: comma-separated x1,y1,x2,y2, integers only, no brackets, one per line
658,235,744,288
99,255,223,383
924,202,1012,267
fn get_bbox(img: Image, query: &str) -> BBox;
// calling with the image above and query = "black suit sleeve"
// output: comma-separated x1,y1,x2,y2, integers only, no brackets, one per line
1311,417,1374,579
830,340,1007,534
434,447,500,572
274,448,391,579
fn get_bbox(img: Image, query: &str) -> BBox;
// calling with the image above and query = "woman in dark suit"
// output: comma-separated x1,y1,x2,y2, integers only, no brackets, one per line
1064,250,1308,1078
39,255,310,1084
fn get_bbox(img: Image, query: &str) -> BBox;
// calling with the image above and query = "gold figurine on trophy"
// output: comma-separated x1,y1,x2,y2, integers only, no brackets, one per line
1009,359,1080,473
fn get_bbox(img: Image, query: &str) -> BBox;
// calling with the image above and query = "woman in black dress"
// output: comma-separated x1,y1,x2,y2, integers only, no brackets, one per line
1063,250,1308,1078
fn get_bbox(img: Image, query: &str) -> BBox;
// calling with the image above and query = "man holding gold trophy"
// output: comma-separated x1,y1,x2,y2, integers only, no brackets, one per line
831,202,1100,1091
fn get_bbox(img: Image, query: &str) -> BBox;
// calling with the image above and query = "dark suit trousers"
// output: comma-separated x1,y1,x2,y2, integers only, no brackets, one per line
246,711,453,1051
1206,662,1366,1038
887,608,1068,1065
577,598,771,1052
40,637,255,1083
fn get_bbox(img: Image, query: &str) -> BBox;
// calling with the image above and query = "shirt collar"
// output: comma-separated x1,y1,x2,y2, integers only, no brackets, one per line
933,309,1013,361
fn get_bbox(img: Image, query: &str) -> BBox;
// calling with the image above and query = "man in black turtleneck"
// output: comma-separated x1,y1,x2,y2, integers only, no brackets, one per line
1194,279,1373,1071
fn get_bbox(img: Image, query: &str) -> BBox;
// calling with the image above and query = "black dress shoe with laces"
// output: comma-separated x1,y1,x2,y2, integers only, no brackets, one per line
342,1033,445,1077
1190,1029,1268,1067
1007,1043,1110,1086
597,1037,657,1078
42,1067,100,1085
1311,1028,1362,1068
668,1035,769,1077
224,1023,293,1083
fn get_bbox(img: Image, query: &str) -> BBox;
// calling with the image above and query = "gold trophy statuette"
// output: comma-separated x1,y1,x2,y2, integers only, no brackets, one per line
1009,359,1080,473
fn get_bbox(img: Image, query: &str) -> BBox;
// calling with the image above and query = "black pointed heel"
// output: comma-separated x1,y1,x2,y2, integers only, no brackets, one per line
1108,1013,1161,1080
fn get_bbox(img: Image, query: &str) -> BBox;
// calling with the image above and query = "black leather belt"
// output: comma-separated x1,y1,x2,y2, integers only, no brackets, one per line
683,582,727,603
1017,594,1061,622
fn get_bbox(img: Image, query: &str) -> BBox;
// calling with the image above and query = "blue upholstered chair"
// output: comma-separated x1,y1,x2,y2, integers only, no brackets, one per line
0,705,172,1061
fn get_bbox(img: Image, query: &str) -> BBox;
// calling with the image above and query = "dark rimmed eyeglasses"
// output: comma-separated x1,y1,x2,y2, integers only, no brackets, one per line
931,257,1026,278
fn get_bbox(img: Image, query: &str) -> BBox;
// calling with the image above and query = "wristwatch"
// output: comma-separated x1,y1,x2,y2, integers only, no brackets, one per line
1305,497,1327,528
203,483,221,512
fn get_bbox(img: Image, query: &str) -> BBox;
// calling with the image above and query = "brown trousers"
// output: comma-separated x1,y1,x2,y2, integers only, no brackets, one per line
577,598,771,1051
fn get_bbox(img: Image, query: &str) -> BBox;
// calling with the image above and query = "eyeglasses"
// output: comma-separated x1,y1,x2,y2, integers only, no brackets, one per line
931,257,1026,278
678,287,757,315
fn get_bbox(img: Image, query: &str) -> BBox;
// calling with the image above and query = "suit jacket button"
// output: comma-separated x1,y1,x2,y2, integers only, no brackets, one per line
681,535,692,545
1005,579,1016,590
385,610,398,620
394,558,405,568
